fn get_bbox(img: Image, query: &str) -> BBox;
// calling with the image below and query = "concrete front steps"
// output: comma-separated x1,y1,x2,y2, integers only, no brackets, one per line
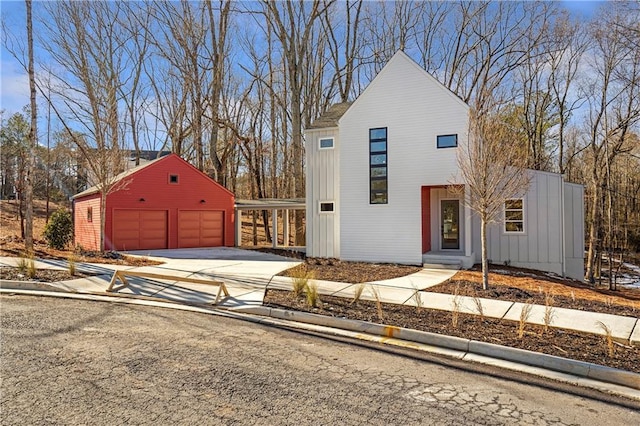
422,251,475,270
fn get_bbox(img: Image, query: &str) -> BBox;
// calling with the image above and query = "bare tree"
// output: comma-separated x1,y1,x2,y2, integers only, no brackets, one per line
261,0,334,245
454,109,531,290
40,1,130,251
24,0,36,254
583,4,640,284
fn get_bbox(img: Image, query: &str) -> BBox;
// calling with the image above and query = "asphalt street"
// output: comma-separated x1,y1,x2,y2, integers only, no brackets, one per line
1,295,638,425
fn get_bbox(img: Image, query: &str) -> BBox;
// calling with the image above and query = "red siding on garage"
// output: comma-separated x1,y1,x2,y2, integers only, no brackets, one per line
74,154,235,252
74,194,102,251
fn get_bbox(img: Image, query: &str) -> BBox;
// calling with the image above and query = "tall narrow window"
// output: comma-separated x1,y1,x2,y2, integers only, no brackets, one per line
504,199,524,233
87,207,93,222
370,127,387,204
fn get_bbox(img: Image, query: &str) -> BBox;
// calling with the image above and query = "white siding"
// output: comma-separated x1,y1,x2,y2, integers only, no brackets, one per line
305,128,340,258
339,51,469,264
564,182,585,279
472,171,566,275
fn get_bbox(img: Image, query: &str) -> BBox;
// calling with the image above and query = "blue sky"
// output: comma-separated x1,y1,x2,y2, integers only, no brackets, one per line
1,0,606,122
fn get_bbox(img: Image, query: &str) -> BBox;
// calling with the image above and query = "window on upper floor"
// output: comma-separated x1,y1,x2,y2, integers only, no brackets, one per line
370,127,388,204
504,199,525,233
437,134,458,148
169,174,179,184
87,207,93,222
319,137,334,149
320,202,334,213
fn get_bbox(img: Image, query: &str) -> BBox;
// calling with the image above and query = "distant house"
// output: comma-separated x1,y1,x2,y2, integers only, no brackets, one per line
305,51,584,280
73,153,235,251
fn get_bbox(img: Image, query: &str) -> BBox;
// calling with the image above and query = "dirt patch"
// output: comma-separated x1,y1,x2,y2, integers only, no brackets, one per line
280,260,422,284
264,289,640,373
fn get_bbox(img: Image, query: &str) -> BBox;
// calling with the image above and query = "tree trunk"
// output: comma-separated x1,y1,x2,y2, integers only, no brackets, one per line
585,181,600,284
481,217,489,290
24,0,36,254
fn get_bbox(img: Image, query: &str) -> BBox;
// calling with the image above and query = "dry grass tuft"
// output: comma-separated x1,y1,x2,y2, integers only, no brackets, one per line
596,321,615,358
518,302,533,339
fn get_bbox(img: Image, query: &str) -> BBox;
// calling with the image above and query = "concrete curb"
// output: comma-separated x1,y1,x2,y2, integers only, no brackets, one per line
237,305,640,391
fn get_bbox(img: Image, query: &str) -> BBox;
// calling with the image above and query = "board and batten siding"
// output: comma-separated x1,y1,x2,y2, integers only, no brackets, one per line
472,170,584,279
74,194,102,251
339,51,469,265
305,128,340,258
563,182,585,279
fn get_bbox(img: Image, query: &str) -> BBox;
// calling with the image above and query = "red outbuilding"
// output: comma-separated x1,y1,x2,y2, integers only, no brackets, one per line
73,153,235,251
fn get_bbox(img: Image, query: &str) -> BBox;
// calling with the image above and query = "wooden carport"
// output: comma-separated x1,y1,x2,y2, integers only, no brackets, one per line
234,198,306,249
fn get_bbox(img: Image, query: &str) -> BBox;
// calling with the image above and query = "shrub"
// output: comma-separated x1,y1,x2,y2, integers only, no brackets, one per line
43,209,73,250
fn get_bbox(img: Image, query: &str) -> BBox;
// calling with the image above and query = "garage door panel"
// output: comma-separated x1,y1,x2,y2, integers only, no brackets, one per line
178,210,224,248
113,210,167,251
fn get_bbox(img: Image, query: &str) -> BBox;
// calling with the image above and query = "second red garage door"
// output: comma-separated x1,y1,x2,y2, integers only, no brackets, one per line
112,210,168,251
178,210,224,248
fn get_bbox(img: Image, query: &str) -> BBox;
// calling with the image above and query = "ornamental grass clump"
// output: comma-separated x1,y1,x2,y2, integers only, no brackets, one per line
290,266,315,298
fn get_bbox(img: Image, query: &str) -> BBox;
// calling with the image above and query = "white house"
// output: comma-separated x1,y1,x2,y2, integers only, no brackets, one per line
304,50,584,280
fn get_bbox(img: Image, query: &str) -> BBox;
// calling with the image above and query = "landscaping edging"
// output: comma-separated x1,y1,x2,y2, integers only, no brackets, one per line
238,305,640,391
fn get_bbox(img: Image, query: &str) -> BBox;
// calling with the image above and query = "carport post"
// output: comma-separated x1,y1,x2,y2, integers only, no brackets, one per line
235,208,242,247
283,209,289,247
272,209,278,248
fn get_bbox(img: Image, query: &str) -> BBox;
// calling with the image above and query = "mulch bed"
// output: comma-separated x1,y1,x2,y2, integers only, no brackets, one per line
0,266,91,282
430,280,640,318
248,247,423,283
264,289,640,373
0,236,162,267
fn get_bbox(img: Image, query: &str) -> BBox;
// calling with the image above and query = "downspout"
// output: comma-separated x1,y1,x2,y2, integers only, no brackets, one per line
560,175,566,278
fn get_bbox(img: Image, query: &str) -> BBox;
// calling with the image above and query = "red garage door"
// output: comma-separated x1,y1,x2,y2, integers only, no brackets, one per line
178,210,224,248
112,210,168,251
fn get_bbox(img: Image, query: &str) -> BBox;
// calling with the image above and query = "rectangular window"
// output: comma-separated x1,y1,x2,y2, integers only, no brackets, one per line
319,137,334,149
169,174,179,184
437,134,458,148
87,207,93,222
319,202,334,213
370,127,388,204
504,199,524,233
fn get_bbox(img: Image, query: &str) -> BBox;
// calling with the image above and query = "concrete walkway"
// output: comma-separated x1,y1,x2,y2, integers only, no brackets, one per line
1,249,638,345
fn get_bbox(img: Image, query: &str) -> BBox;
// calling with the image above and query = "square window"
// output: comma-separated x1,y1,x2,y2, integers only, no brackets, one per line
87,207,93,222
319,137,334,149
437,134,458,148
169,174,179,184
320,202,334,213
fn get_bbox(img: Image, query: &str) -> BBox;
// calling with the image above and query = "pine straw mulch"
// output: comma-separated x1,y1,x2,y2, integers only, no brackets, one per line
431,267,640,318
264,289,640,374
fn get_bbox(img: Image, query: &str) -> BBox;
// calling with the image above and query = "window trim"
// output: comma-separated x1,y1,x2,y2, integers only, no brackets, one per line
437,134,458,149
169,174,180,184
369,127,388,205
319,201,335,214
319,137,334,150
504,198,525,234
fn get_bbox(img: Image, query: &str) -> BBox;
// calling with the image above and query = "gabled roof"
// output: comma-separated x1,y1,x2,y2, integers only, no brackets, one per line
73,155,164,199
72,153,235,200
307,102,353,129
340,50,469,125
